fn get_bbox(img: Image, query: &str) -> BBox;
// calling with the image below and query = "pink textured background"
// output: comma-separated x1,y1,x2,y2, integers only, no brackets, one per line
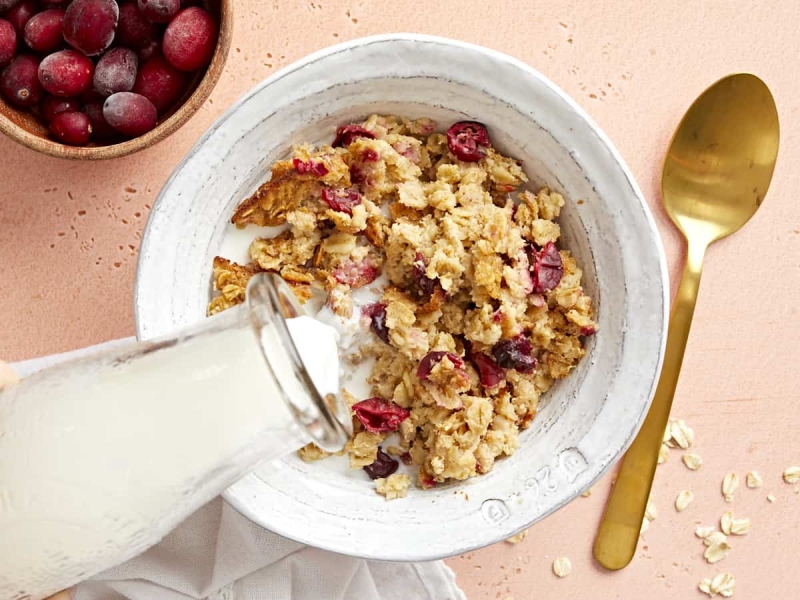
1,1,798,598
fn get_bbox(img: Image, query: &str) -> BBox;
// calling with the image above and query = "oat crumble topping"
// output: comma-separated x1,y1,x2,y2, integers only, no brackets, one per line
208,115,597,497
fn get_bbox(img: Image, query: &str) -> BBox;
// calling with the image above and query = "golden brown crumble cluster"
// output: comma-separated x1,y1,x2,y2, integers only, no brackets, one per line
209,114,597,499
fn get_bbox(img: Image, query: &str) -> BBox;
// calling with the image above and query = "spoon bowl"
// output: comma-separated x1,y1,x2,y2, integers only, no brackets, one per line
594,73,779,570
662,74,779,243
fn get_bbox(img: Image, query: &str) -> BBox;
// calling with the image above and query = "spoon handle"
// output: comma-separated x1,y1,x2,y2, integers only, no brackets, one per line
593,239,707,570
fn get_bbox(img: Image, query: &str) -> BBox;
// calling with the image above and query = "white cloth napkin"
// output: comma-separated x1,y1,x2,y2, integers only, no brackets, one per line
12,340,465,600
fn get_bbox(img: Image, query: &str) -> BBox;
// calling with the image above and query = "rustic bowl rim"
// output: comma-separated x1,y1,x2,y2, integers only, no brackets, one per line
0,0,233,161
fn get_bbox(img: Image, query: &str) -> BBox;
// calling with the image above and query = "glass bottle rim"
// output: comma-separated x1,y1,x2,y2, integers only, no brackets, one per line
246,273,352,452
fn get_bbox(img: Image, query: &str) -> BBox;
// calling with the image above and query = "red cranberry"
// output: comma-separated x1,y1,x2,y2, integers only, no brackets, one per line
321,187,362,215
39,0,69,6
469,352,505,388
103,91,157,137
162,7,217,72
531,241,564,293
332,258,379,288
0,19,16,68
49,110,91,145
352,397,410,434
137,39,161,61
292,157,329,177
417,351,465,380
362,302,389,343
41,94,80,122
332,123,375,147
116,1,157,49
363,448,399,480
1,54,43,107
4,0,36,35
83,99,116,139
63,0,119,57
446,121,492,162
38,50,94,97
138,0,179,23
492,335,537,374
23,9,65,53
580,325,597,337
412,252,436,296
361,147,379,162
132,56,187,114
94,47,138,96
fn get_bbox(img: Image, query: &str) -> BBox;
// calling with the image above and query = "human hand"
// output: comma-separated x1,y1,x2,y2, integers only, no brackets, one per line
0,361,74,600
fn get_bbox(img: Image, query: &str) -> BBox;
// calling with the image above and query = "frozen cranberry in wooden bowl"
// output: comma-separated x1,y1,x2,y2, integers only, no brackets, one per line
0,0,230,159
135,35,668,560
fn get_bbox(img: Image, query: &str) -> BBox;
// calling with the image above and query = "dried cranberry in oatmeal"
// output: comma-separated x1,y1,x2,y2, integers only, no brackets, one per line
363,448,400,480
352,397,411,434
417,350,465,380
208,114,597,497
531,241,564,293
446,121,492,162
292,157,329,177
469,351,505,388
492,335,537,374
412,252,437,296
362,302,389,343
332,123,375,147
321,187,362,215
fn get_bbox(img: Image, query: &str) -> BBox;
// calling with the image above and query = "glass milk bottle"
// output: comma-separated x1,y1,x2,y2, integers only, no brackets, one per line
0,273,352,600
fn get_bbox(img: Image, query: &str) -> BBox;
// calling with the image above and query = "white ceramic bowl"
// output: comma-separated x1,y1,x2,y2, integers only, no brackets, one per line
135,34,668,561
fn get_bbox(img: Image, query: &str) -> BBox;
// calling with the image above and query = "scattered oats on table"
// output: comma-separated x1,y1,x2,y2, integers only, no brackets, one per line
552,557,571,578
505,529,528,544
729,517,750,535
699,573,736,598
703,540,730,564
745,470,763,488
783,466,800,484
703,531,727,547
675,490,693,512
722,472,739,502
645,497,658,521
682,452,702,470
669,419,694,449
207,115,597,498
695,525,715,539
639,517,650,535
720,511,734,535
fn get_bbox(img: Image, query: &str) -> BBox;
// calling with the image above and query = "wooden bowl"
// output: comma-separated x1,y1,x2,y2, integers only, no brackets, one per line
0,0,232,160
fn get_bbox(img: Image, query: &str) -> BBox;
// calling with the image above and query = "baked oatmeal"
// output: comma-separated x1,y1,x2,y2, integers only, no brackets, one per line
209,114,597,498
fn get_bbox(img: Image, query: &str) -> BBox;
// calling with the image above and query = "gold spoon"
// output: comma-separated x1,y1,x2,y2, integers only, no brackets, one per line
593,73,780,570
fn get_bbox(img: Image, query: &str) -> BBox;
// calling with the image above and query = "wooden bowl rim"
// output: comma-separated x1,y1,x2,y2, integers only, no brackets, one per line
0,0,233,161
